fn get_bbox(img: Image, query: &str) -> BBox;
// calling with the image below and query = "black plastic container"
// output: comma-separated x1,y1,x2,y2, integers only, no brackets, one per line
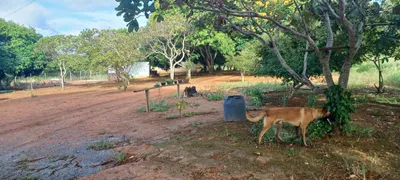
223,95,247,122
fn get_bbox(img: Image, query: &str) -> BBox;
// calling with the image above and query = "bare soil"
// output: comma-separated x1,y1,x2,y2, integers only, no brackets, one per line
1,74,399,180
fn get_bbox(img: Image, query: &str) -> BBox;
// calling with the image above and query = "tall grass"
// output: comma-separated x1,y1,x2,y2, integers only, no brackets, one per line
347,61,400,88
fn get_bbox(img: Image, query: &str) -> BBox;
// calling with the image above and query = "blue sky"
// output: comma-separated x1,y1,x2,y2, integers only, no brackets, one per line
0,0,149,36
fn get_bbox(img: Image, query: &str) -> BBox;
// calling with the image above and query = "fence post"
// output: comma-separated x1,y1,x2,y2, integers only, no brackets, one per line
177,84,180,100
70,72,72,81
79,71,82,80
30,73,33,90
145,89,150,113
44,73,47,80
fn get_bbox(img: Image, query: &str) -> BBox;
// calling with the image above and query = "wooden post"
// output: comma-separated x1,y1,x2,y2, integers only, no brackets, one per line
70,72,72,81
177,84,180,99
145,89,150,113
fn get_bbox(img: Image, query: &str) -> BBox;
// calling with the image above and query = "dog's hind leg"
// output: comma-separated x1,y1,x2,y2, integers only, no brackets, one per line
275,121,284,142
258,117,274,145
300,125,308,146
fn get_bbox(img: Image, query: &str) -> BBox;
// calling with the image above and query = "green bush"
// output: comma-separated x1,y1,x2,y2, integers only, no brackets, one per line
166,79,174,85
150,99,169,112
207,91,224,101
114,152,127,164
324,85,356,133
248,88,267,107
307,120,332,138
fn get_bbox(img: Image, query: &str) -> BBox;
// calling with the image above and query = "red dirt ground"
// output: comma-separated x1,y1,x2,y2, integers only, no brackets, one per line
0,75,277,178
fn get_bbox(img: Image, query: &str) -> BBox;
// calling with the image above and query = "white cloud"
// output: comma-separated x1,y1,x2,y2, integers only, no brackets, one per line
40,0,119,11
0,0,148,36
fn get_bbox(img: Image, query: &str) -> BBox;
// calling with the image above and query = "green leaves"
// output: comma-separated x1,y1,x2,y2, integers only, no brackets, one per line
115,0,158,32
324,85,356,133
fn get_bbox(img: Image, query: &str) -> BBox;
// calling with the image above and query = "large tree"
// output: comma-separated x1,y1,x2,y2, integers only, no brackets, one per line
142,13,192,79
0,18,44,87
35,35,78,90
226,41,260,82
97,29,145,88
115,0,372,89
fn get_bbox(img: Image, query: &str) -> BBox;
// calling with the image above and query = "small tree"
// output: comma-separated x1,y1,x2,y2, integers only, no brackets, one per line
359,1,400,93
35,35,77,90
96,29,144,90
226,42,259,82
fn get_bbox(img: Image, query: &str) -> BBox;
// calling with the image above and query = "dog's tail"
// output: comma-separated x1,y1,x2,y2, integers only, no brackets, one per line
246,111,267,122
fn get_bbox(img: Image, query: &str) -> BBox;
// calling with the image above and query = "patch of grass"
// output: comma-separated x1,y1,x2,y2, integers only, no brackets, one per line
193,102,201,107
87,141,115,151
175,136,187,141
114,152,127,165
285,148,301,157
166,114,181,119
16,157,33,171
191,121,203,127
98,129,106,135
167,93,178,99
231,135,239,143
167,111,216,119
219,82,283,92
386,71,400,87
207,91,224,101
219,127,231,138
17,176,39,180
150,99,169,112
354,126,375,137
136,108,147,113
249,120,298,143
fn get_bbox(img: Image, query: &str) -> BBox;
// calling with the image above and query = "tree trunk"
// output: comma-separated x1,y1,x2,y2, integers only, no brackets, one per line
241,71,245,82
205,44,214,74
320,55,335,87
187,68,191,80
170,62,175,80
373,55,384,93
59,62,65,90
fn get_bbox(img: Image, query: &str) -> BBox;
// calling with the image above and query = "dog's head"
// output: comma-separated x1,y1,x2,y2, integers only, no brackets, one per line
317,106,331,117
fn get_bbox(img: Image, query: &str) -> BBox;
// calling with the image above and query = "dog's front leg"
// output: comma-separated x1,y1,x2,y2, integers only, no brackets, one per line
300,126,308,146
275,122,284,142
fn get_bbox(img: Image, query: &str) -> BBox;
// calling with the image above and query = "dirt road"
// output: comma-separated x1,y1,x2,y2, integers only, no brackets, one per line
0,75,274,179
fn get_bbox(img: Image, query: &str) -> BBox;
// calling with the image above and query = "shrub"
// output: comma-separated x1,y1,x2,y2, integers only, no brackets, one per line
324,85,356,133
114,152,127,164
247,88,267,107
207,91,224,101
307,120,332,138
150,99,169,112
166,79,174,85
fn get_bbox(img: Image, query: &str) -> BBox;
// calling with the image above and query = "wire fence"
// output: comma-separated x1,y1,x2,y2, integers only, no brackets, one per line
11,71,108,90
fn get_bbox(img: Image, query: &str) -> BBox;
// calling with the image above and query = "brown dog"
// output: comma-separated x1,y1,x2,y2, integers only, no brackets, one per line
246,107,330,146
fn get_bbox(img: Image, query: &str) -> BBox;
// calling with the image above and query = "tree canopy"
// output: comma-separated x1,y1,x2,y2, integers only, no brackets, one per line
0,18,44,87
